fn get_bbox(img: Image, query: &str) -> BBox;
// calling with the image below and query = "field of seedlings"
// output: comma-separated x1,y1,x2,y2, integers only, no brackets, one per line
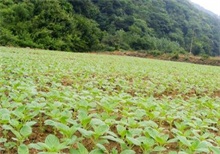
0,46,220,154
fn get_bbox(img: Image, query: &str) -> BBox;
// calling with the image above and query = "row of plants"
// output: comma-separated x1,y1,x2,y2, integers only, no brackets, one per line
0,47,220,153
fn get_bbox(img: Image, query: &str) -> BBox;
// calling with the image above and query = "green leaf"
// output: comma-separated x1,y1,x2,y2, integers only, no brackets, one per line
38,152,58,154
90,118,105,126
135,109,146,118
94,125,109,136
126,136,141,146
177,136,191,147
1,113,10,121
29,143,44,150
145,128,158,139
63,136,77,145
45,134,60,149
9,119,20,128
26,121,37,127
116,125,126,137
20,125,32,137
129,128,142,137
0,137,7,143
11,129,22,140
96,143,107,153
196,141,211,153
4,142,17,149
168,152,178,154
101,135,124,144
44,120,57,127
37,142,51,150
77,143,89,154
2,125,13,130
13,106,25,118
18,144,29,154
78,110,88,121
178,152,188,154
120,150,135,154
70,149,80,154
155,135,169,145
89,149,103,154
78,128,94,137
167,137,178,143
215,136,220,144
153,146,167,152
210,146,220,154
137,136,155,147
106,130,118,137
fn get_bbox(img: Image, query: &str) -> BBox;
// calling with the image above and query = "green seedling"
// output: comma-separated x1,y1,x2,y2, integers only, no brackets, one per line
1,47,220,153
18,144,29,154
44,120,78,138
2,122,35,144
29,134,72,153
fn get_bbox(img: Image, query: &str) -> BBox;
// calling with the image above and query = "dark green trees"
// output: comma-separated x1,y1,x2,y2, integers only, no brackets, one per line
0,0,220,55
0,0,102,51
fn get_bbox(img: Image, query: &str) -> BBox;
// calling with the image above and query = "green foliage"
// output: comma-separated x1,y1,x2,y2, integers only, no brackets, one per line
147,50,162,57
1,47,220,153
0,0,102,52
170,52,180,60
0,0,220,55
18,144,29,154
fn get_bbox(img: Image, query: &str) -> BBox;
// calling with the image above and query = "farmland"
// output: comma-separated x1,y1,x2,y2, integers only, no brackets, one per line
0,46,220,154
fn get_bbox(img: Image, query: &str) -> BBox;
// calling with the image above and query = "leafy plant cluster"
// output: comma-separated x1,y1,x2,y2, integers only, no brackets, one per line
1,0,220,56
0,46,220,153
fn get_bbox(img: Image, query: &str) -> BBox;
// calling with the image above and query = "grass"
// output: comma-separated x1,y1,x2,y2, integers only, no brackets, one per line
0,46,220,154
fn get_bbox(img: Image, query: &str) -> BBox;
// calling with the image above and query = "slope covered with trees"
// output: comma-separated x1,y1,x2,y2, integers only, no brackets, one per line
0,0,220,56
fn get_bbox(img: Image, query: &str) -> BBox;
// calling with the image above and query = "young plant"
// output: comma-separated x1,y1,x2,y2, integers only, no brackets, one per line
2,122,35,144
18,144,29,154
44,119,78,138
29,134,72,153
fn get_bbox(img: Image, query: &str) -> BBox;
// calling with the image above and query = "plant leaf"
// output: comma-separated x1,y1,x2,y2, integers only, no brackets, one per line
26,121,37,127
45,134,60,150
18,144,29,154
120,150,135,154
70,149,80,154
210,146,220,154
78,128,94,137
101,135,124,144
90,118,105,126
20,125,32,137
95,125,109,136
177,136,191,147
96,143,107,153
126,136,141,146
116,125,126,137
77,143,89,154
89,148,103,154
29,143,45,150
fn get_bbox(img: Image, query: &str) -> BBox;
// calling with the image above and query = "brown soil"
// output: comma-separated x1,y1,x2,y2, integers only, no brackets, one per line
61,76,74,86
213,90,220,97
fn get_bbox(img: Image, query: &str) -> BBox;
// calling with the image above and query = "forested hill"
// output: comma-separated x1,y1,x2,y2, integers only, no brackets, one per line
0,0,220,56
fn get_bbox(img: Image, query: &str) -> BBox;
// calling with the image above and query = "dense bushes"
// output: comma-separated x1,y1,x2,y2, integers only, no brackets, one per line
0,0,103,51
0,0,220,56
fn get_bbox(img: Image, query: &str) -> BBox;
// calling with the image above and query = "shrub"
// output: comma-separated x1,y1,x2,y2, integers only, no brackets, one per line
170,52,179,60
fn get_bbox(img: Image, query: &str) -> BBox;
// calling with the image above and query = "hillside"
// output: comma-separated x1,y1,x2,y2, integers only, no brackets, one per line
0,46,220,153
0,0,220,56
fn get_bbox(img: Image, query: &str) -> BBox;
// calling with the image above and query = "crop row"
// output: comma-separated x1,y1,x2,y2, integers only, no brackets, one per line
0,47,220,153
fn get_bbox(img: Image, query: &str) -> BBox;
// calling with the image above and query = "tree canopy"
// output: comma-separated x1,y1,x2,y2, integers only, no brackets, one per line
0,0,220,56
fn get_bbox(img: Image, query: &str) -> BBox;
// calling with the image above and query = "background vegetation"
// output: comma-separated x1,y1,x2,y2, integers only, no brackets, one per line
0,0,220,56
